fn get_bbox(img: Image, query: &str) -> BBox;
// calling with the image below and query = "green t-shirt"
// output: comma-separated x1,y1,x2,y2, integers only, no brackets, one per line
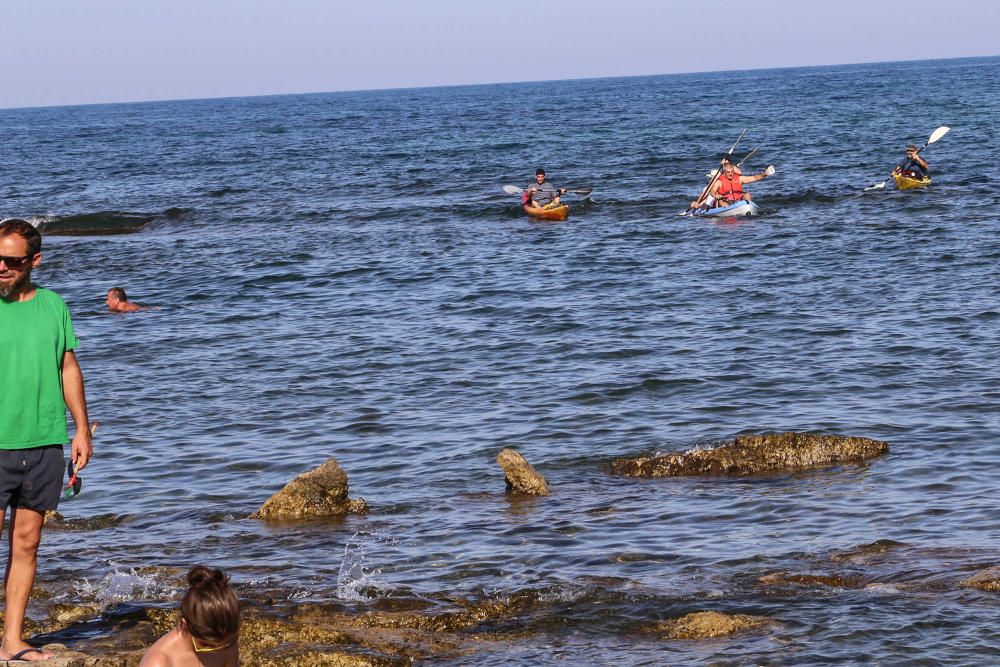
0,286,78,449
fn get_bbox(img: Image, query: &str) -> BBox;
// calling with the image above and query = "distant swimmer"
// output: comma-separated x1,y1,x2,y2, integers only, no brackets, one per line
525,168,566,210
892,143,929,180
106,287,145,313
694,161,775,209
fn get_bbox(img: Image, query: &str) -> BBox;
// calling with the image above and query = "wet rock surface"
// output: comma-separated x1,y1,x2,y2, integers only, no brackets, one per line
647,611,774,640
757,572,863,589
251,458,368,520
961,566,1000,592
34,591,550,666
31,645,141,666
19,544,1000,665
611,432,889,477
496,448,549,496
829,539,908,563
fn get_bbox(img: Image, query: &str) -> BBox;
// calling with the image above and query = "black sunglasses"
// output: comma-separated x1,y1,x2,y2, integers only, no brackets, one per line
0,254,34,270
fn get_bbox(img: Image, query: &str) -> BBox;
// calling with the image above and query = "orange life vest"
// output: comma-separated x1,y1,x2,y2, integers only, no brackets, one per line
716,173,744,200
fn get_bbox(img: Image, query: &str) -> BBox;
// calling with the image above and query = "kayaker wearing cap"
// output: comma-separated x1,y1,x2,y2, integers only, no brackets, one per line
893,144,929,179
525,168,566,210
699,160,774,208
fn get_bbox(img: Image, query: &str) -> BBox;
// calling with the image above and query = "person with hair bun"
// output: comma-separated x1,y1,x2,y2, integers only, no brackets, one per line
140,566,240,666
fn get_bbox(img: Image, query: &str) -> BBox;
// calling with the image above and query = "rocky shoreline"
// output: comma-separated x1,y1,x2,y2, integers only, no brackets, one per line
24,432,997,664
17,543,1000,665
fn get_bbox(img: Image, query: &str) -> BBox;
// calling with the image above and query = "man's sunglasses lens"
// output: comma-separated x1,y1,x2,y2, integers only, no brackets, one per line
0,255,32,269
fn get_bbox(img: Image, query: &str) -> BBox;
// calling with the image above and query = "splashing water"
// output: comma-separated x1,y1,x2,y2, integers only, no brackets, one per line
336,531,391,601
75,566,183,607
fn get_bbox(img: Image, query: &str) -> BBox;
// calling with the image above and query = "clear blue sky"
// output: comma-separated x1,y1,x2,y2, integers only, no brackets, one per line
2,0,997,109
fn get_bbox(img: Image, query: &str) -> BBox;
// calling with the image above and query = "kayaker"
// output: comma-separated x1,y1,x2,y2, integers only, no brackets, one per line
525,168,566,210
892,144,929,179
690,156,743,209
702,160,775,208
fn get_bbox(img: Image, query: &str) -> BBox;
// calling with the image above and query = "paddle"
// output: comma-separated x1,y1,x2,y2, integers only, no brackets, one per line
503,185,593,197
681,129,748,216
702,145,760,180
737,145,759,167
865,126,950,191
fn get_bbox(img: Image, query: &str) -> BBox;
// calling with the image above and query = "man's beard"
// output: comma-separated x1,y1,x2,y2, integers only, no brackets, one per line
0,269,31,299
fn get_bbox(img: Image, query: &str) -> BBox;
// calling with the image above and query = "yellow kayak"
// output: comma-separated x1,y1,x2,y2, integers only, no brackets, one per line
894,174,931,190
524,204,569,221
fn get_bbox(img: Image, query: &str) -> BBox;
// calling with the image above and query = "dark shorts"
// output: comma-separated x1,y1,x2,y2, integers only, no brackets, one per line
0,445,65,513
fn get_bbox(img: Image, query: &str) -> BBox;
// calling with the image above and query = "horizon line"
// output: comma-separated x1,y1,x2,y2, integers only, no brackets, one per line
2,53,996,113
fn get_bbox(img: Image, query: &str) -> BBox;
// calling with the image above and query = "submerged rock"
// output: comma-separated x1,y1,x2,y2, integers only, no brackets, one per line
830,539,907,563
961,566,1000,592
757,572,862,589
648,611,774,640
251,458,367,520
496,448,549,496
611,432,888,477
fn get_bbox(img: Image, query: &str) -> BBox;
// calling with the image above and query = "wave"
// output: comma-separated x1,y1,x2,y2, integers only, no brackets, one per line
28,207,193,235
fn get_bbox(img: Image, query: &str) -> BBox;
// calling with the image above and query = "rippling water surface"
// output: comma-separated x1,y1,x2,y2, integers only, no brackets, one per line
2,56,1000,664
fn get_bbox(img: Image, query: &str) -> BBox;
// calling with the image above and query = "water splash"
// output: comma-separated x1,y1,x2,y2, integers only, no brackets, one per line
75,566,183,607
336,531,392,601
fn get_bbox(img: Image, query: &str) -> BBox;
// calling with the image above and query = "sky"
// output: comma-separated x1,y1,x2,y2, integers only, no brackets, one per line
1,0,998,109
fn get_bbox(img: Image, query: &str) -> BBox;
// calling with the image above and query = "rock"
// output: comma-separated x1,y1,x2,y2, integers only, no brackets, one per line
611,432,888,477
48,603,102,626
961,566,1000,592
251,458,368,520
496,448,549,496
37,644,141,666
757,572,861,588
648,611,774,640
830,539,907,563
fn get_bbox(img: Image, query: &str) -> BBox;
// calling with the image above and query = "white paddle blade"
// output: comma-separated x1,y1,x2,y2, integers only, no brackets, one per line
502,185,522,195
928,126,950,144
765,165,776,177
865,181,887,191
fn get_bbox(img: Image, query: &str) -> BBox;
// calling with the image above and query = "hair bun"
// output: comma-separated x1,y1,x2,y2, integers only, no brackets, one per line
187,565,226,588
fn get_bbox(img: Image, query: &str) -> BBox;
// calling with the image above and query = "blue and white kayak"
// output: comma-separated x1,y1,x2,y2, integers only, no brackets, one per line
691,200,760,217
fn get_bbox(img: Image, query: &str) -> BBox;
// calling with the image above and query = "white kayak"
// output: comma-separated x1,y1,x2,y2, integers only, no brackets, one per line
689,200,760,217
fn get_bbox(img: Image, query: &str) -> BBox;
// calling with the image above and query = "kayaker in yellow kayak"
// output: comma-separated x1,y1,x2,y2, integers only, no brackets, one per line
525,168,566,210
892,143,929,180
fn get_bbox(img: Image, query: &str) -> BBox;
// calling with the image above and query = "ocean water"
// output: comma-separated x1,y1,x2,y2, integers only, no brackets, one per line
2,55,999,664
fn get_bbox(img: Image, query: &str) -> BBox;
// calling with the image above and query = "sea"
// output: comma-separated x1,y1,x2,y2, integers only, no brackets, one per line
1,55,999,665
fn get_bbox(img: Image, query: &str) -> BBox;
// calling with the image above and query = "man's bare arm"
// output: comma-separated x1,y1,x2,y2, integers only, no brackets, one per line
62,350,93,470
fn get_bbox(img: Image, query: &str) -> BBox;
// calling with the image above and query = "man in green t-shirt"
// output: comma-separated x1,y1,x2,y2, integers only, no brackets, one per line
0,219,93,662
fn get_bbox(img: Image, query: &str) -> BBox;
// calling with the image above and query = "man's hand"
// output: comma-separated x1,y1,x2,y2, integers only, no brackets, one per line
71,424,94,471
